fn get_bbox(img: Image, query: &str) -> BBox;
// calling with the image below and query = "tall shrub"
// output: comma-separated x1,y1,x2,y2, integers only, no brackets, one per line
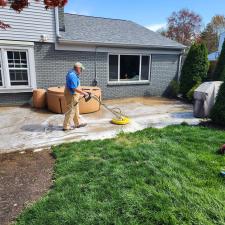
213,39,225,80
180,43,209,98
210,77,225,125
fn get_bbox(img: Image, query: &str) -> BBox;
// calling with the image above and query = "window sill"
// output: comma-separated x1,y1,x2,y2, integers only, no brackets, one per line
107,81,150,86
0,87,34,94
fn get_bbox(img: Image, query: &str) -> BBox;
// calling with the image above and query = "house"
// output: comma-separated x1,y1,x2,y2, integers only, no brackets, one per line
208,31,225,61
0,2,185,105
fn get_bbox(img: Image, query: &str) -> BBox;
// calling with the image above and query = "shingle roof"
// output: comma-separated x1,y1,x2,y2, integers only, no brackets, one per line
59,13,185,49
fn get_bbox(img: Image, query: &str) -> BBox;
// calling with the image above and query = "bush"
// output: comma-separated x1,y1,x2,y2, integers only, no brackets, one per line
167,80,180,98
213,39,225,81
180,43,209,98
210,71,225,125
186,80,201,101
207,60,217,81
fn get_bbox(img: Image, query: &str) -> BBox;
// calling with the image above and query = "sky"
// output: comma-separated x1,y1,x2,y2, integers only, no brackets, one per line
65,0,225,31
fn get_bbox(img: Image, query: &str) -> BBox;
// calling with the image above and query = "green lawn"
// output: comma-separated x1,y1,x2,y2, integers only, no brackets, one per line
16,126,225,225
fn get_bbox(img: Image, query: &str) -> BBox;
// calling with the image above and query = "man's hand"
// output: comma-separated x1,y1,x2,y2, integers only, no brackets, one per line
83,92,89,98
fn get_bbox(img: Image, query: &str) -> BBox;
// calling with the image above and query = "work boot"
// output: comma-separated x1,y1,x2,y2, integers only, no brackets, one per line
63,127,75,131
76,123,87,128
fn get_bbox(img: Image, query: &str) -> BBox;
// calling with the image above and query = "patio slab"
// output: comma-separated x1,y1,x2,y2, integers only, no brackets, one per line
0,97,201,153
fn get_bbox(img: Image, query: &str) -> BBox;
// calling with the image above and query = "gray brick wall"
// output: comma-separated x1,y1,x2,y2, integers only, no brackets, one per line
0,43,180,105
0,93,32,106
34,43,179,99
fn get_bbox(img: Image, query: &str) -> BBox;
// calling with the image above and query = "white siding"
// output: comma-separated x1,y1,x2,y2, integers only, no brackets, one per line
0,1,56,42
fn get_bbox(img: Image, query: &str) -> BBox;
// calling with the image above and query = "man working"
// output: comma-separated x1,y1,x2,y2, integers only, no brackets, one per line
63,62,89,131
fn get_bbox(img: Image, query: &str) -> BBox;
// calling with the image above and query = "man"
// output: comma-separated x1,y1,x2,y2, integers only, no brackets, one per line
63,62,89,131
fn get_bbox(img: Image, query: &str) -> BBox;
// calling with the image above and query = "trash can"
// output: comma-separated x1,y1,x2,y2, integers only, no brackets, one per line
33,89,46,109
193,81,223,118
47,86,101,114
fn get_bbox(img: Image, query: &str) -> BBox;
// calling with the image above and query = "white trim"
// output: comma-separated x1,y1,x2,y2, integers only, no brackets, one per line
139,55,143,81
0,40,34,47
149,54,152,82
0,88,34,93
118,54,120,82
58,39,185,50
177,54,182,81
0,45,36,93
55,42,184,54
108,81,150,86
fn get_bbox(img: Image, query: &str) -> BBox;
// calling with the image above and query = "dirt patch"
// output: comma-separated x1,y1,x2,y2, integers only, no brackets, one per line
0,150,55,225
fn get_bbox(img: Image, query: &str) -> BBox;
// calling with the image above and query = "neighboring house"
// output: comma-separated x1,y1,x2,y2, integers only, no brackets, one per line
0,3,185,105
208,31,225,61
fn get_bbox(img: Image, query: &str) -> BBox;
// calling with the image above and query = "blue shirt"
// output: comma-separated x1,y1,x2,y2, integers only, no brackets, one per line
65,69,80,95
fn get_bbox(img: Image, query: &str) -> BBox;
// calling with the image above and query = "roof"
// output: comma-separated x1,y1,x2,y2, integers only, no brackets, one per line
59,14,185,49
208,51,220,61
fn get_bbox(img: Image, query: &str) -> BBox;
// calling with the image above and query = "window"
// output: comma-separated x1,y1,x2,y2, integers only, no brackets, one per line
0,47,36,92
109,55,118,81
109,54,150,82
7,51,29,86
120,55,139,81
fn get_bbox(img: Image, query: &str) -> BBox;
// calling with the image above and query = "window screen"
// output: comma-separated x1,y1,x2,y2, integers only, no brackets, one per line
7,51,29,86
141,56,150,80
109,55,118,81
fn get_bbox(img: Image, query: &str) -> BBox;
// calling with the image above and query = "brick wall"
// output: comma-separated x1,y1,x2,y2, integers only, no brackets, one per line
34,43,179,99
0,43,180,105
0,93,32,105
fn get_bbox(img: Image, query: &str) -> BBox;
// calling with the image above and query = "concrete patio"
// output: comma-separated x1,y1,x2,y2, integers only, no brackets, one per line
0,97,201,153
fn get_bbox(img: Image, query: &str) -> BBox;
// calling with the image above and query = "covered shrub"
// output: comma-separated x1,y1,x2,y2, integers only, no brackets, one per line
213,39,225,81
186,80,201,101
180,43,209,98
210,78,225,125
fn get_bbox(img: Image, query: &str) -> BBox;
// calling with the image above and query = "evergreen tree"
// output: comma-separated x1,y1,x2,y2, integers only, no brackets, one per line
180,43,209,97
210,78,225,125
213,40,225,80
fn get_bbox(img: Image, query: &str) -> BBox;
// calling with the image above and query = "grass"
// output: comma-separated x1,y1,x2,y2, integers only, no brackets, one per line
16,125,225,225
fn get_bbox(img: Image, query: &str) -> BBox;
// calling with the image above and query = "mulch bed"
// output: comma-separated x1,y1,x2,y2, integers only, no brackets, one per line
0,149,55,225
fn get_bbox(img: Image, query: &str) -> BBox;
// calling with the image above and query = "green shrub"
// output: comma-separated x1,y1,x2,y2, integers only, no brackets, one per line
167,80,180,98
210,72,225,125
207,60,217,81
186,80,201,101
180,43,209,98
213,39,225,80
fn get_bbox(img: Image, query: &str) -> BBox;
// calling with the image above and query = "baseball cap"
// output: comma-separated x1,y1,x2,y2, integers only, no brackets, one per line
74,62,85,70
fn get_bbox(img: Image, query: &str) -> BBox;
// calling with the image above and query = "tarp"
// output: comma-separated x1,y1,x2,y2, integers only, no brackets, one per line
193,81,223,118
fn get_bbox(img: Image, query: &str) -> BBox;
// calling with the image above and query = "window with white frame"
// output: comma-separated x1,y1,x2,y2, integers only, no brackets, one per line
7,51,29,86
0,47,35,91
109,54,150,82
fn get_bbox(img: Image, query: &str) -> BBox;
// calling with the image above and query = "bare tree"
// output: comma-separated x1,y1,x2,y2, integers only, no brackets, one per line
165,9,202,46
211,15,225,35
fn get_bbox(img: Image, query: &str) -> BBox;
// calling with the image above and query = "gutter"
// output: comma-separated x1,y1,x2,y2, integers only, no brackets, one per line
54,8,61,38
58,39,186,50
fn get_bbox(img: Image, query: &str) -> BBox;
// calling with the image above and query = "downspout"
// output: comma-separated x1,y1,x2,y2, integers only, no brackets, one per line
177,49,185,81
92,46,98,86
54,8,61,38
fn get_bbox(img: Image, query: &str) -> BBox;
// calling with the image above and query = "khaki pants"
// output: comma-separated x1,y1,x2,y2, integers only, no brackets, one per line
63,88,80,129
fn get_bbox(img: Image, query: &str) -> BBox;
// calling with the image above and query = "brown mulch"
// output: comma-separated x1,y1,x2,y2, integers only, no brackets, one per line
0,150,55,225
